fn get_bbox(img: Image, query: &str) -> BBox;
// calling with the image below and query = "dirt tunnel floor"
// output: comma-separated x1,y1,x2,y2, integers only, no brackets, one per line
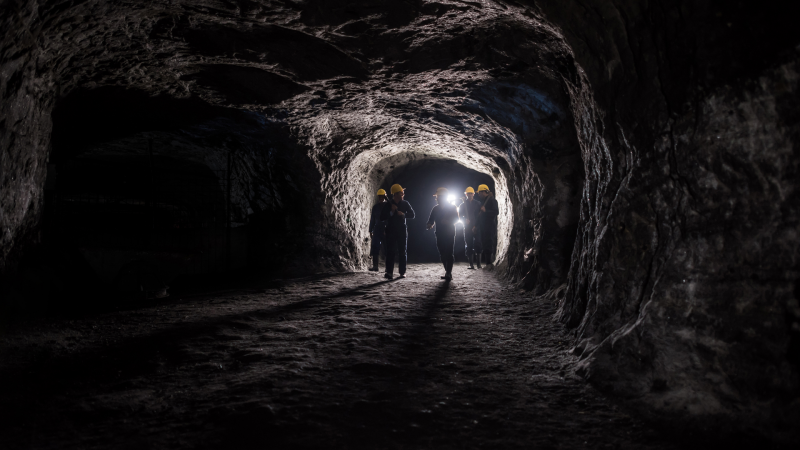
0,264,688,449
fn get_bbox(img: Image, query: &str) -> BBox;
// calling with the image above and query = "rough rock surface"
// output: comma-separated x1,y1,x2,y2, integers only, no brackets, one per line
537,0,800,437
1,0,798,442
0,265,692,449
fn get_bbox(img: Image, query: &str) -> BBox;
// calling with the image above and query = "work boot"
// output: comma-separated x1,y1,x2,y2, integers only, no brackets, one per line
468,255,475,269
369,255,379,272
384,272,393,280
444,271,452,281
476,255,482,269
398,273,406,279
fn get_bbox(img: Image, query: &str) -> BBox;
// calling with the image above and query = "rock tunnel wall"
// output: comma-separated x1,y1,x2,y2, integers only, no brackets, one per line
537,0,800,437
0,0,798,440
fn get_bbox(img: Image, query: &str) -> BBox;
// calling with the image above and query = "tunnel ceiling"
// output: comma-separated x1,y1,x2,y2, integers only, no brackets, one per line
38,0,578,166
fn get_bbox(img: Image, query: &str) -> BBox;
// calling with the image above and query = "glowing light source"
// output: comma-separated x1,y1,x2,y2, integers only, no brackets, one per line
447,195,455,204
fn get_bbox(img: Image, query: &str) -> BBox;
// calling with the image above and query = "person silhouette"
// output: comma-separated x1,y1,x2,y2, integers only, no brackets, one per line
427,187,459,280
380,184,415,279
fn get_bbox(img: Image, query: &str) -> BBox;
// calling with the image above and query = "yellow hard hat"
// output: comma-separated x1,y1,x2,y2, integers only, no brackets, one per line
433,187,448,197
390,184,405,195
464,187,475,194
376,189,386,196
477,184,490,192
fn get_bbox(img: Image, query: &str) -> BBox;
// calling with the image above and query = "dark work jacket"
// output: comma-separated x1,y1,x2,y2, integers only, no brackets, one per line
380,199,415,231
369,202,387,234
427,203,459,237
476,196,499,230
458,198,482,227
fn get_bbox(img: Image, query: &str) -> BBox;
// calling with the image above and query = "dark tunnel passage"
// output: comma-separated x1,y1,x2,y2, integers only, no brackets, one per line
32,87,309,309
2,0,800,448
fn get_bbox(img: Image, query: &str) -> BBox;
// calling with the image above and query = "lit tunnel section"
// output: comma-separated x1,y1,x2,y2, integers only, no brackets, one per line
339,148,514,272
373,158,496,264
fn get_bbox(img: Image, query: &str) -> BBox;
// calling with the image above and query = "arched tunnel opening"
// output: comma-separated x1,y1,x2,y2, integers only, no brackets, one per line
1,1,799,448
372,157,499,264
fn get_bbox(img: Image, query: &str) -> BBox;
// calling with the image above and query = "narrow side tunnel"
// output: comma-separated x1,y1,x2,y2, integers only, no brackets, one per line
25,85,329,310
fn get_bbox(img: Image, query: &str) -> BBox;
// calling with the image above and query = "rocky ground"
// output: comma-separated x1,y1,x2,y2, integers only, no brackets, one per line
0,264,724,449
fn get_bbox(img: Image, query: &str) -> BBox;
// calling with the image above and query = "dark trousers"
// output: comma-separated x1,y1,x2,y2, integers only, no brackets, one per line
480,227,495,261
370,229,384,257
437,232,455,272
384,227,407,275
464,227,482,256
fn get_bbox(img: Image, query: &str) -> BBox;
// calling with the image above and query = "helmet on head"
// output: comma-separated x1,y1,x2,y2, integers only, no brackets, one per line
477,184,490,193
464,187,475,194
376,189,386,196
433,187,448,197
390,184,405,195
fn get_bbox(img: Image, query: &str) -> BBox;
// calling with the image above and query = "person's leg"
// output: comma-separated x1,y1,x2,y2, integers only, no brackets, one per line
482,229,493,265
398,228,408,276
491,228,498,263
465,229,475,269
385,231,396,276
444,233,455,278
436,235,446,269
474,228,483,268
370,234,381,271
436,236,447,278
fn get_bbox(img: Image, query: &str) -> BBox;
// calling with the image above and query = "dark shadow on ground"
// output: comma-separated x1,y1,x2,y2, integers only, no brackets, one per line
213,280,454,449
0,276,399,446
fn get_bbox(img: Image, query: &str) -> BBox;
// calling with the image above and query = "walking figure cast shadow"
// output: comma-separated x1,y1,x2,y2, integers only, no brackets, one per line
368,184,499,281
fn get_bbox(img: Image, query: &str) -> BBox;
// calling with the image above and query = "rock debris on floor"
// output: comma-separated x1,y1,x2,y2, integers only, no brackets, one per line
2,264,681,449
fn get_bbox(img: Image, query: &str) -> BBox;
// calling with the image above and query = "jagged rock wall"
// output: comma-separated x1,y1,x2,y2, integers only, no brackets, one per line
0,1,52,274
535,0,800,438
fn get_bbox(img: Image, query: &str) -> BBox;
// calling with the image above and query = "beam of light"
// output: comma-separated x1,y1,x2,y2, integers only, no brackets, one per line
447,195,455,205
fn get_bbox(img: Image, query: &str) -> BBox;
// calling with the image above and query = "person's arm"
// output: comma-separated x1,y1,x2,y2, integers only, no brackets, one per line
405,201,415,220
380,202,391,221
488,198,499,217
473,201,482,231
369,206,376,233
426,206,436,230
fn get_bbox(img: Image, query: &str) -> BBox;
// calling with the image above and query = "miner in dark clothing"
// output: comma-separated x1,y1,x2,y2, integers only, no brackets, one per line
380,184,415,279
427,187,460,280
368,188,388,272
459,186,483,269
475,184,499,266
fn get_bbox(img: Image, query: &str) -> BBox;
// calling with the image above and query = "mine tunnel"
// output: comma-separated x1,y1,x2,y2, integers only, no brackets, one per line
1,1,798,449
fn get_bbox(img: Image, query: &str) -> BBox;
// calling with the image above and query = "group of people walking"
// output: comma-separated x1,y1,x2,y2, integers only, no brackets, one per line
368,183,499,280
